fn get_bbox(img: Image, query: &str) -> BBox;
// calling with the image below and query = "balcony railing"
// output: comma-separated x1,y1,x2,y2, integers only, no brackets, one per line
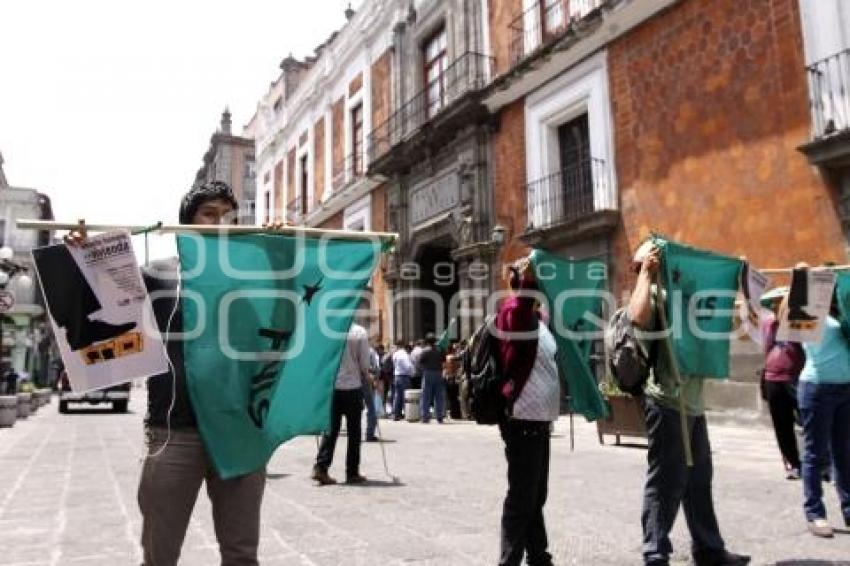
508,0,606,69
526,157,615,231
368,51,493,162
807,48,850,139
331,151,366,194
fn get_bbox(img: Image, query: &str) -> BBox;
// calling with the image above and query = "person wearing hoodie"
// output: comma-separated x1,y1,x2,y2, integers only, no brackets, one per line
494,257,558,566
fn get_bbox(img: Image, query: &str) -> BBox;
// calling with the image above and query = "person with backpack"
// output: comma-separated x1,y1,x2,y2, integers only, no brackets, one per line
793,290,850,538
493,257,559,566
761,290,804,480
628,241,749,566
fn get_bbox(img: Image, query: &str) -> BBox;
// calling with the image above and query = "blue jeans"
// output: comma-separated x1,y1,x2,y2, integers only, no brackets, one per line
393,375,410,419
362,382,377,440
420,370,445,423
798,380,850,521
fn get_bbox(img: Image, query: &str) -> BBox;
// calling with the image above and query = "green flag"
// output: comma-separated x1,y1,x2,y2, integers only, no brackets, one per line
654,237,743,379
530,249,608,421
177,233,382,479
437,317,457,352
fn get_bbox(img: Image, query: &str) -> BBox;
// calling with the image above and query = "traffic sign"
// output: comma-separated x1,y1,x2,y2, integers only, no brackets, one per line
0,291,15,313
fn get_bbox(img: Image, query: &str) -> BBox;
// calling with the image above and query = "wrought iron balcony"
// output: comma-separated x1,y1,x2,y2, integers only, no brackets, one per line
807,49,850,139
525,157,616,234
331,151,366,194
368,51,493,164
508,0,607,70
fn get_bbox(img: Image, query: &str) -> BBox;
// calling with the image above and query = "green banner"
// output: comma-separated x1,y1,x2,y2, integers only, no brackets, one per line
530,249,608,421
654,237,743,379
178,233,381,479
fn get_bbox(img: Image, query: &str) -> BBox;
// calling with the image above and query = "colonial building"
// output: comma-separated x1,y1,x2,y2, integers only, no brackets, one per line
0,151,54,380
484,0,848,409
250,0,848,411
247,3,397,341
194,108,257,220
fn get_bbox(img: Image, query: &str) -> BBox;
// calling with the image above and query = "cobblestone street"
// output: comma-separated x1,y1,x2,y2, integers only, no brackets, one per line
0,390,848,565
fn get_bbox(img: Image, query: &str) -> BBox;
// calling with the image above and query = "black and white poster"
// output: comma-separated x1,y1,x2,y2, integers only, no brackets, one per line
32,230,167,392
777,268,836,343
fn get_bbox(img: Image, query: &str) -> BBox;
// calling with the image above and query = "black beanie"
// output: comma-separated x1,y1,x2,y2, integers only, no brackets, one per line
178,181,238,224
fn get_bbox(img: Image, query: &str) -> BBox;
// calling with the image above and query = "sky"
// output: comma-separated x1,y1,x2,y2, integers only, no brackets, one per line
0,0,360,258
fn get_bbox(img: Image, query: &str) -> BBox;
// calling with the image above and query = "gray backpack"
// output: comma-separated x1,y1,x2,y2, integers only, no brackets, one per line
604,308,657,396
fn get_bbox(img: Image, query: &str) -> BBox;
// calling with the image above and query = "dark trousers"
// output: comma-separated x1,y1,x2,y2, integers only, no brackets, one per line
765,380,801,470
316,389,363,478
499,419,553,566
798,381,850,521
642,398,725,564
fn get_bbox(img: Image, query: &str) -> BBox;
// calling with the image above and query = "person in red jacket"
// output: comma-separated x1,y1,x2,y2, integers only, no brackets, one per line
495,257,559,566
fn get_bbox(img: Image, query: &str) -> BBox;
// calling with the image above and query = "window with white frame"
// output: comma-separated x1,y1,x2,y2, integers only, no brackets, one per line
344,194,371,232
524,51,615,229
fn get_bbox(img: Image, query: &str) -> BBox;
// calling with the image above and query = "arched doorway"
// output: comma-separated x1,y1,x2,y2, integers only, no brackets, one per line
412,241,459,338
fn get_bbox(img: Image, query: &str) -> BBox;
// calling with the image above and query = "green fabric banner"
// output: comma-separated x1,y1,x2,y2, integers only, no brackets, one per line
654,237,743,379
177,233,381,479
529,249,608,421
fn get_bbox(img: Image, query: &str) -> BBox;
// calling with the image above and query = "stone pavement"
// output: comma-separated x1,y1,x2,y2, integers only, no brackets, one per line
0,389,848,565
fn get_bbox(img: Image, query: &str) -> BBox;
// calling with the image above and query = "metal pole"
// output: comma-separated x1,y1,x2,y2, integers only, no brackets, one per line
14,219,399,242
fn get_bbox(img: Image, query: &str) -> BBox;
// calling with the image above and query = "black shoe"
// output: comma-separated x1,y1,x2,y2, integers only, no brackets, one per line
346,474,367,484
365,436,378,442
67,319,137,351
788,307,817,322
311,466,337,486
693,550,750,566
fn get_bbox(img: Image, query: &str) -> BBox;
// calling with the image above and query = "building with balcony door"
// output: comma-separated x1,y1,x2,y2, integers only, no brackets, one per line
484,0,848,411
247,3,398,341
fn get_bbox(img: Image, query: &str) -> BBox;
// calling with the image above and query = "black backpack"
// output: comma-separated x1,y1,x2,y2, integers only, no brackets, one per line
604,307,658,396
467,315,507,425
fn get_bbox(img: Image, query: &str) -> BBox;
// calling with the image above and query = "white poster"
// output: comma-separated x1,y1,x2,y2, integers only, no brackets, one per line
32,230,167,392
777,269,836,343
739,263,771,345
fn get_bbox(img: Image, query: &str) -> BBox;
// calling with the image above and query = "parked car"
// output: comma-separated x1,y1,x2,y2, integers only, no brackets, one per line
57,371,130,413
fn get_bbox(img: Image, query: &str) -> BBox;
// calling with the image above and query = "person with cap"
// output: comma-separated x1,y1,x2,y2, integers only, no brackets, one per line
628,240,750,566
67,181,267,566
416,332,446,423
760,286,804,480
494,257,559,566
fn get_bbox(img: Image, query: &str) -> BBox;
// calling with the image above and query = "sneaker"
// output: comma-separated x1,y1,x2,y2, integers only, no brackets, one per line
693,550,751,566
346,474,367,484
808,518,834,538
786,468,801,480
311,467,337,486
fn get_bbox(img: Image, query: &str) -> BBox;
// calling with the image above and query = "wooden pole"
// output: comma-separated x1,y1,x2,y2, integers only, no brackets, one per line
15,219,398,242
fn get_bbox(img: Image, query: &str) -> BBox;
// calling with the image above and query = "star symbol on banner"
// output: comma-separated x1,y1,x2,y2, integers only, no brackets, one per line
302,277,324,306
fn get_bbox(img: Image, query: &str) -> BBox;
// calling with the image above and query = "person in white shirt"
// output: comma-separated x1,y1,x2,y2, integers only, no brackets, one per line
312,322,371,485
391,342,414,420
